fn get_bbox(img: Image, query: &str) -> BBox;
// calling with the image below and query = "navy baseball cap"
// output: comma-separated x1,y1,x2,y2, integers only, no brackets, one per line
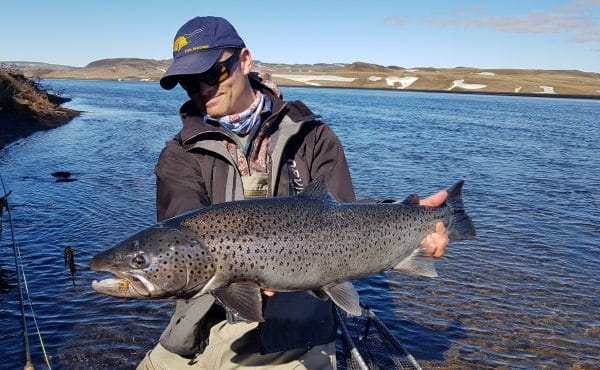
160,16,246,90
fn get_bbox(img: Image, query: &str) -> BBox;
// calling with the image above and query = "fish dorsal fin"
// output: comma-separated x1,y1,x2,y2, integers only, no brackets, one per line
401,194,421,206
297,175,336,203
322,281,361,316
211,280,264,322
393,248,438,278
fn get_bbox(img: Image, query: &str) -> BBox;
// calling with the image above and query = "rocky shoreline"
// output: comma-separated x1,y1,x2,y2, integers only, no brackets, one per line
0,67,79,149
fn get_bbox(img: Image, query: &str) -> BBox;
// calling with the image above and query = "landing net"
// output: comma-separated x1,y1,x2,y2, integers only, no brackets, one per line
336,305,421,370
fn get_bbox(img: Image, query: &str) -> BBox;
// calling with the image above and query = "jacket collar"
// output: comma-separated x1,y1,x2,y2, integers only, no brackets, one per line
176,79,318,145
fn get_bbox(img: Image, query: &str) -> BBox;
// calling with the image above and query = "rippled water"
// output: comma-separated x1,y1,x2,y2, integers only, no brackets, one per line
1,81,599,369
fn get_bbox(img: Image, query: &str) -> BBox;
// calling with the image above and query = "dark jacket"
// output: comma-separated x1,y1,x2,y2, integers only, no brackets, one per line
155,80,356,356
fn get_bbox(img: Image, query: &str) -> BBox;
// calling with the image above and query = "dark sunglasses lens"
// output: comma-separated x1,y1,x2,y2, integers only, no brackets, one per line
179,51,239,92
180,79,199,93
203,66,225,86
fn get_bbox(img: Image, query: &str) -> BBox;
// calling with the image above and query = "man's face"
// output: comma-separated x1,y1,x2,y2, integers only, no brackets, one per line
183,48,253,118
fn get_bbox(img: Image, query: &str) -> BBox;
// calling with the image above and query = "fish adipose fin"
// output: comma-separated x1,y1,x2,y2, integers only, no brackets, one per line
323,281,361,316
212,281,264,322
446,180,476,240
401,194,421,206
393,248,438,278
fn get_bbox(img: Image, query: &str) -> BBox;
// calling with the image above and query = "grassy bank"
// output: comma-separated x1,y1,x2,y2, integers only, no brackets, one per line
0,65,79,149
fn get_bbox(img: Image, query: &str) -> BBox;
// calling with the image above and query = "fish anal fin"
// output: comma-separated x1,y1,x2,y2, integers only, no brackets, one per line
393,248,438,278
307,289,329,301
323,281,361,316
211,280,264,322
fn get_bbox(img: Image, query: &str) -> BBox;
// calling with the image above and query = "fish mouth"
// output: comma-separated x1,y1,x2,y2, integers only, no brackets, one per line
91,273,153,299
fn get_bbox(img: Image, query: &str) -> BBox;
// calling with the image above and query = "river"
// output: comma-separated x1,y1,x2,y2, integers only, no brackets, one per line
0,80,598,369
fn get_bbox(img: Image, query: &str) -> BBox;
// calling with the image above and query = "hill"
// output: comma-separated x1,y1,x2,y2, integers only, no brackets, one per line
4,59,600,98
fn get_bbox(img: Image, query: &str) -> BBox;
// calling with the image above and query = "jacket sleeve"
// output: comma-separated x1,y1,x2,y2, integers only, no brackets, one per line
309,124,356,203
155,139,211,221
159,296,216,356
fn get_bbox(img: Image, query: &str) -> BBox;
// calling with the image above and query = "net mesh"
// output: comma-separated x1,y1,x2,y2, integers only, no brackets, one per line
336,307,421,370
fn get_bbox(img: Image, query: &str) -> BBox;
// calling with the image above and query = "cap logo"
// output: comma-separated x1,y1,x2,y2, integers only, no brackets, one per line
173,36,188,52
173,28,204,52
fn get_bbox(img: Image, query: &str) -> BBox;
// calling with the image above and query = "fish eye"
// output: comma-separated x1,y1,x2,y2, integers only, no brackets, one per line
130,254,148,269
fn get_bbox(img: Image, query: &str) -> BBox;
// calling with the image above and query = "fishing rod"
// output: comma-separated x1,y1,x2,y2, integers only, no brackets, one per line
1,176,51,369
0,177,33,369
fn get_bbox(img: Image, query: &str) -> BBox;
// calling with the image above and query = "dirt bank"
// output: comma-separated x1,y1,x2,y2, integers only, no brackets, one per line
0,66,79,149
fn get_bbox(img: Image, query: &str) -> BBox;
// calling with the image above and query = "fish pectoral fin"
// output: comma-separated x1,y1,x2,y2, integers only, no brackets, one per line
393,248,438,278
323,282,361,316
211,281,264,322
197,273,229,297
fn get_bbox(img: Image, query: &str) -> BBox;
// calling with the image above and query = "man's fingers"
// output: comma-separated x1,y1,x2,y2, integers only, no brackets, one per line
420,190,448,207
421,222,448,258
263,289,276,297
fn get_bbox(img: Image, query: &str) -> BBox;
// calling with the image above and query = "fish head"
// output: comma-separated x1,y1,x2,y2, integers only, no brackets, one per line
90,222,216,299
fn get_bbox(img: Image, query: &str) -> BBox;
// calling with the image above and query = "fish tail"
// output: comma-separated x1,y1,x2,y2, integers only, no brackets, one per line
446,180,476,240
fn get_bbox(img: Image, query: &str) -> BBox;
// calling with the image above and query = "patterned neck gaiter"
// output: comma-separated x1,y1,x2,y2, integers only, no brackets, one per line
207,91,265,136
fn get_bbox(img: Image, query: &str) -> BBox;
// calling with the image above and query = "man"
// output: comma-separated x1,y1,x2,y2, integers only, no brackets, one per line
138,16,449,369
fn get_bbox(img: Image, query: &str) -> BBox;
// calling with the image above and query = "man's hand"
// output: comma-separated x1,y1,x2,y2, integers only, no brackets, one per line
419,190,449,258
263,289,276,297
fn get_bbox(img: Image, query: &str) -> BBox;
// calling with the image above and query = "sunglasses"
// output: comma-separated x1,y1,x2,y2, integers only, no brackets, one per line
179,50,241,93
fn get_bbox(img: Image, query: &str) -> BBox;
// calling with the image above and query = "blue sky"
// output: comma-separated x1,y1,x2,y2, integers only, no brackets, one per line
1,0,599,72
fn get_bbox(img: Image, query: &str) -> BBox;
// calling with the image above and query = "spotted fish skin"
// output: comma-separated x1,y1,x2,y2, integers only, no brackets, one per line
181,197,439,289
90,178,475,320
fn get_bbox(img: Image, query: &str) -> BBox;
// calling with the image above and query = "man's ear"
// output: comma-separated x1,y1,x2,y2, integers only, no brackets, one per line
240,48,253,75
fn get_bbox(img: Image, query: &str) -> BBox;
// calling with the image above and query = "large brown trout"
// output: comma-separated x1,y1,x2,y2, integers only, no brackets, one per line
91,178,475,321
